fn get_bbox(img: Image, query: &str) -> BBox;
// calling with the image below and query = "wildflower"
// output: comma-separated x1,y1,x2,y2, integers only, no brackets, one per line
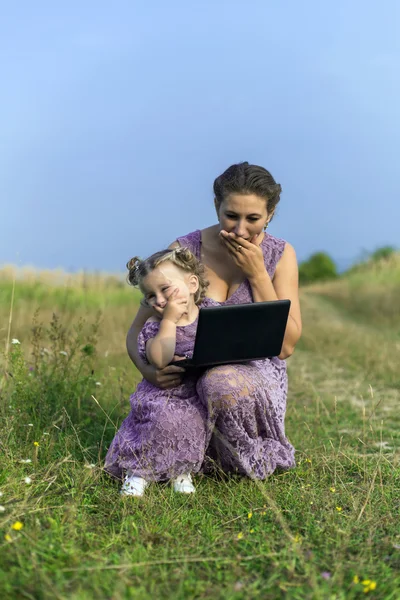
19,459,32,464
353,575,360,584
237,532,244,540
305,458,312,463
43,432,49,436
24,477,32,484
293,534,302,543
0,491,3,496
336,506,343,512
310,501,314,505
11,339,20,345
59,350,68,356
28,424,33,427
4,534,12,542
11,521,23,531
261,511,267,516
84,463,96,469
249,529,255,533
33,441,39,447
95,382,102,386
365,581,376,592
248,512,252,519
330,487,336,493
321,571,331,580
361,579,377,593
0,506,5,512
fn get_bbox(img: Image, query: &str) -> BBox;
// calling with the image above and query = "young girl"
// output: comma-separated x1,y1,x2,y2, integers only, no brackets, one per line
104,247,209,497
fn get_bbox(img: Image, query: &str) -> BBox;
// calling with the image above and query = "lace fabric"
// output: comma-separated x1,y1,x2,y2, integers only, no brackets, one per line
177,229,296,478
105,229,295,482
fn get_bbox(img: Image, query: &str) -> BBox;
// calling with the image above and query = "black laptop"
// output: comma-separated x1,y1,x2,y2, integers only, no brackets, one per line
171,299,291,370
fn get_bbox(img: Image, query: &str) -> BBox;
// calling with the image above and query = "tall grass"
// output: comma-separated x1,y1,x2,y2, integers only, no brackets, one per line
308,253,400,327
0,264,399,599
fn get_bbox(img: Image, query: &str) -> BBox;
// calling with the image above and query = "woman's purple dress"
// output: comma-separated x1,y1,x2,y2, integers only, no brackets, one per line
105,229,295,482
178,230,295,480
104,319,207,481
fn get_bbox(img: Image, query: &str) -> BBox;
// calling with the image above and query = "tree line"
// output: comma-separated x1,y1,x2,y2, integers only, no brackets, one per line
299,245,397,284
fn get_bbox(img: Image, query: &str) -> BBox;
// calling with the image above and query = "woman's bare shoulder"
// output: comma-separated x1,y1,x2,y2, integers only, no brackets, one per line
278,242,298,266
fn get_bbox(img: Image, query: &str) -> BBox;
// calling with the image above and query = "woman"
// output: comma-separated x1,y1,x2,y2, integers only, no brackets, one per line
126,162,302,479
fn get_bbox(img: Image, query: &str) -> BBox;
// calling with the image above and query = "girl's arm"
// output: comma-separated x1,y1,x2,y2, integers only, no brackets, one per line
146,289,189,369
126,305,185,388
145,320,178,369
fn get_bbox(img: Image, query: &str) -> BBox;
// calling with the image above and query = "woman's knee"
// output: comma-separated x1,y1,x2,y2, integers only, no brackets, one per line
198,366,256,410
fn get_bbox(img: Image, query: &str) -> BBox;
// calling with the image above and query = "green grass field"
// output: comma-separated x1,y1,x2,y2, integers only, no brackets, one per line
0,259,399,599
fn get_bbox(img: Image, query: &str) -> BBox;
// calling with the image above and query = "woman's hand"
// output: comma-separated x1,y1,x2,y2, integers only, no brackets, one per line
219,231,266,281
143,356,185,389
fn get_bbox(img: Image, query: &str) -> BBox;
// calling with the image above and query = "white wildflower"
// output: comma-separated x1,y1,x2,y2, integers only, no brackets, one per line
0,506,5,512
84,463,96,469
95,382,102,386
19,459,32,464
28,424,33,427
0,491,3,497
43,432,49,436
59,351,68,356
24,477,32,485
11,339,20,345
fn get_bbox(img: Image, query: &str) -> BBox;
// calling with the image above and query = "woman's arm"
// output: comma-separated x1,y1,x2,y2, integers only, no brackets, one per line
219,232,302,359
248,243,302,359
126,303,154,374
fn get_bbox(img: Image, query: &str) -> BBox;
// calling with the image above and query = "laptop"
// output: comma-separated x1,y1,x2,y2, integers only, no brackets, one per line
171,299,291,370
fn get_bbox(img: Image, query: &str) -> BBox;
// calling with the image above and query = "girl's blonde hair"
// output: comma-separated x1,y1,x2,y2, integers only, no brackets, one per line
126,247,209,305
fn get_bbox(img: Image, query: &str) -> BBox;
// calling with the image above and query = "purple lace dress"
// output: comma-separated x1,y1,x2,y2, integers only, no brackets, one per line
104,319,207,481
177,229,296,479
105,229,295,482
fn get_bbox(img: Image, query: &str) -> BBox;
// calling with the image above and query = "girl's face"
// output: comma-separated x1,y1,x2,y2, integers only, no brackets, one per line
216,194,270,241
141,262,198,316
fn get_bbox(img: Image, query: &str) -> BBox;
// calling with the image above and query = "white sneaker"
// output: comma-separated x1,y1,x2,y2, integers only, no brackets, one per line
173,473,195,494
120,473,149,497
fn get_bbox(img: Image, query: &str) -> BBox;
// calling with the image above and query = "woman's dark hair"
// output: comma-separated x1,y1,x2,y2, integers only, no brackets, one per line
126,247,208,306
213,162,282,219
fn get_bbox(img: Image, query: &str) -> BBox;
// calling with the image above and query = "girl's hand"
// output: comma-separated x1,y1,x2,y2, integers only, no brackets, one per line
163,288,188,324
143,358,185,389
219,231,266,281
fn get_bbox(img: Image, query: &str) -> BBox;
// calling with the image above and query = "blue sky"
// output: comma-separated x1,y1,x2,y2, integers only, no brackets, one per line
1,1,399,273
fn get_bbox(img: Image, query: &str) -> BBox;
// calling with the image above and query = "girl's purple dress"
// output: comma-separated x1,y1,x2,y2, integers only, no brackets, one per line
104,319,207,481
105,229,295,482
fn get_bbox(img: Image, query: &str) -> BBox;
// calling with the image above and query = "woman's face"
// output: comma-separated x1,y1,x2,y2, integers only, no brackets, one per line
216,194,269,241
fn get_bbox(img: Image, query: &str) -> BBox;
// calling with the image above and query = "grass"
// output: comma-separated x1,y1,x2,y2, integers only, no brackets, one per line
0,261,399,599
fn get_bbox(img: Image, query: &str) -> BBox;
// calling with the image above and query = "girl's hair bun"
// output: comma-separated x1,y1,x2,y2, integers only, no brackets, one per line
126,256,142,286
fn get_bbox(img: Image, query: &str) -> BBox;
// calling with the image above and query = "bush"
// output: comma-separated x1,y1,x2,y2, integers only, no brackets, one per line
299,252,338,284
370,245,397,262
